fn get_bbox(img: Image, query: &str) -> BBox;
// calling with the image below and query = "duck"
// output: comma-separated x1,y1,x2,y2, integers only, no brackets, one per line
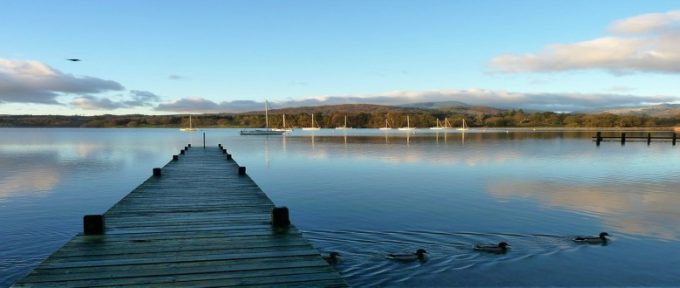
322,252,340,264
573,232,610,244
474,242,511,253
387,249,428,261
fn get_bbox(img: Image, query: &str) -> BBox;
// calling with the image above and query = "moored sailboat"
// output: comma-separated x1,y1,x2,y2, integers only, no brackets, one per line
430,118,444,130
302,113,321,131
240,100,285,135
179,115,198,132
335,115,352,130
398,115,416,131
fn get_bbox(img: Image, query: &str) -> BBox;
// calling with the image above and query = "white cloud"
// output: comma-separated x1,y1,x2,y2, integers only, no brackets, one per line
154,89,680,113
609,10,680,34
71,90,161,110
0,58,124,104
490,10,680,74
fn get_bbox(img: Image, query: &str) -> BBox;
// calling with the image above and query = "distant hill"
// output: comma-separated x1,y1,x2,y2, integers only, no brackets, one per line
248,102,506,116
598,104,680,118
400,101,505,115
244,104,429,114
399,101,469,109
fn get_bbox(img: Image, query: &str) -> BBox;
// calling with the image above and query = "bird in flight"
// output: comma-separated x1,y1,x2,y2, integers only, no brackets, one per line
66,58,81,62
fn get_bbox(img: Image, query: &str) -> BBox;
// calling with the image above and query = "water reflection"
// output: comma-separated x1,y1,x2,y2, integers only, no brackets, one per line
3,128,680,287
488,180,680,240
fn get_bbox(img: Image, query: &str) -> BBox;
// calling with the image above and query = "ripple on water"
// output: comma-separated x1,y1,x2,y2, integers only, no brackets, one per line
305,229,589,286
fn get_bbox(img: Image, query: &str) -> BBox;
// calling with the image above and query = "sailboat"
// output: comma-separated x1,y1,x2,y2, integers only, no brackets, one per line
240,100,285,135
457,118,469,131
302,113,321,130
430,118,444,130
335,115,352,130
443,118,452,129
398,115,416,131
179,115,198,132
379,118,392,130
272,114,292,132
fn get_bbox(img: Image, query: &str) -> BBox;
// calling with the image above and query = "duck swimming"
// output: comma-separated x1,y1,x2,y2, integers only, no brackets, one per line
322,252,340,264
474,242,511,253
573,232,610,244
387,249,427,261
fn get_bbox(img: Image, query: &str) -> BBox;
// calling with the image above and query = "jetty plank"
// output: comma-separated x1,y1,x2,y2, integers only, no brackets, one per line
14,146,347,287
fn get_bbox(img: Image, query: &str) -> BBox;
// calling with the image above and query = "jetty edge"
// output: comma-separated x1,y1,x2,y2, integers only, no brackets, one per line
13,144,348,287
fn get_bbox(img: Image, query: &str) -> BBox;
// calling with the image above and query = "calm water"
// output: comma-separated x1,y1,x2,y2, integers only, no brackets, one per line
2,128,680,286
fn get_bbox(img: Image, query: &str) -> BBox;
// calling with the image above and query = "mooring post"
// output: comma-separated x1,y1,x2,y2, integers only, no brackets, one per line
180,149,185,155
673,133,677,146
172,155,179,161
218,144,222,149
83,215,105,235
188,144,191,148
647,133,652,145
238,166,246,176
226,153,232,160
271,207,290,228
153,168,162,177
222,148,227,154
596,132,602,146
621,133,626,145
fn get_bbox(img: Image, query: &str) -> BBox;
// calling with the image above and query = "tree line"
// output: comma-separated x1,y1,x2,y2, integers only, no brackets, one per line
1,110,680,128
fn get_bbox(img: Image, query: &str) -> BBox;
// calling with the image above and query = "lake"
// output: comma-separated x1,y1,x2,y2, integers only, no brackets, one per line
2,128,680,286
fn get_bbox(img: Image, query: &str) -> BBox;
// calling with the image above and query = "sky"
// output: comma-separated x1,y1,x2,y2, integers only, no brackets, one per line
1,0,680,115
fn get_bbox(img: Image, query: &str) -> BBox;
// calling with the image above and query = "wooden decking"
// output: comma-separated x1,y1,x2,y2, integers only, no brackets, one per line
14,146,347,287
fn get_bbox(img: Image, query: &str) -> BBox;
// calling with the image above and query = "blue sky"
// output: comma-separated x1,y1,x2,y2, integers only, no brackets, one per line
1,0,679,115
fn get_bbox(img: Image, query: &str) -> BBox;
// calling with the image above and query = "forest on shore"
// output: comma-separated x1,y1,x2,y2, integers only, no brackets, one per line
2,104,680,128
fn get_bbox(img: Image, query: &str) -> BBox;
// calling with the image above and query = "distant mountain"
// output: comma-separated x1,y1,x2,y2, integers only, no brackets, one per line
399,101,469,109
244,102,506,116
400,101,505,115
598,104,680,118
245,104,429,114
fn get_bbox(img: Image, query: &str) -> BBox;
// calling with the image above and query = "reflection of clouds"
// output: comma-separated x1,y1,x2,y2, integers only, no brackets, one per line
0,169,60,198
488,181,680,240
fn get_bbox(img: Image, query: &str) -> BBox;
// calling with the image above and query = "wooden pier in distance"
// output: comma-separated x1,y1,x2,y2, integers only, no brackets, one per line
14,145,347,287
593,131,677,146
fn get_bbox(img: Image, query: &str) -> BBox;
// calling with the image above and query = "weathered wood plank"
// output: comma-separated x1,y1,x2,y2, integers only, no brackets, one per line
14,146,347,287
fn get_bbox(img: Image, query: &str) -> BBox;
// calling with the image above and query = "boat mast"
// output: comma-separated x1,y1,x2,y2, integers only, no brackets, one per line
407,115,410,128
283,114,286,128
265,101,268,128
344,115,347,127
312,113,315,128
189,115,192,129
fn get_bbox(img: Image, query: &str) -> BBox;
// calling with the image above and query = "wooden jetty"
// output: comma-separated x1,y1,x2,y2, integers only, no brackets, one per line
14,145,347,287
593,131,677,146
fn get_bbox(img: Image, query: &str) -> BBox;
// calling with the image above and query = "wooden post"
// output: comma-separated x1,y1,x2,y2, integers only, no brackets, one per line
172,155,179,161
596,132,602,146
673,133,677,146
238,166,246,176
222,148,227,154
271,207,290,228
180,149,185,155
218,144,222,149
188,144,192,148
647,133,652,145
83,215,105,235
153,168,161,177
226,153,232,160
621,133,626,145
